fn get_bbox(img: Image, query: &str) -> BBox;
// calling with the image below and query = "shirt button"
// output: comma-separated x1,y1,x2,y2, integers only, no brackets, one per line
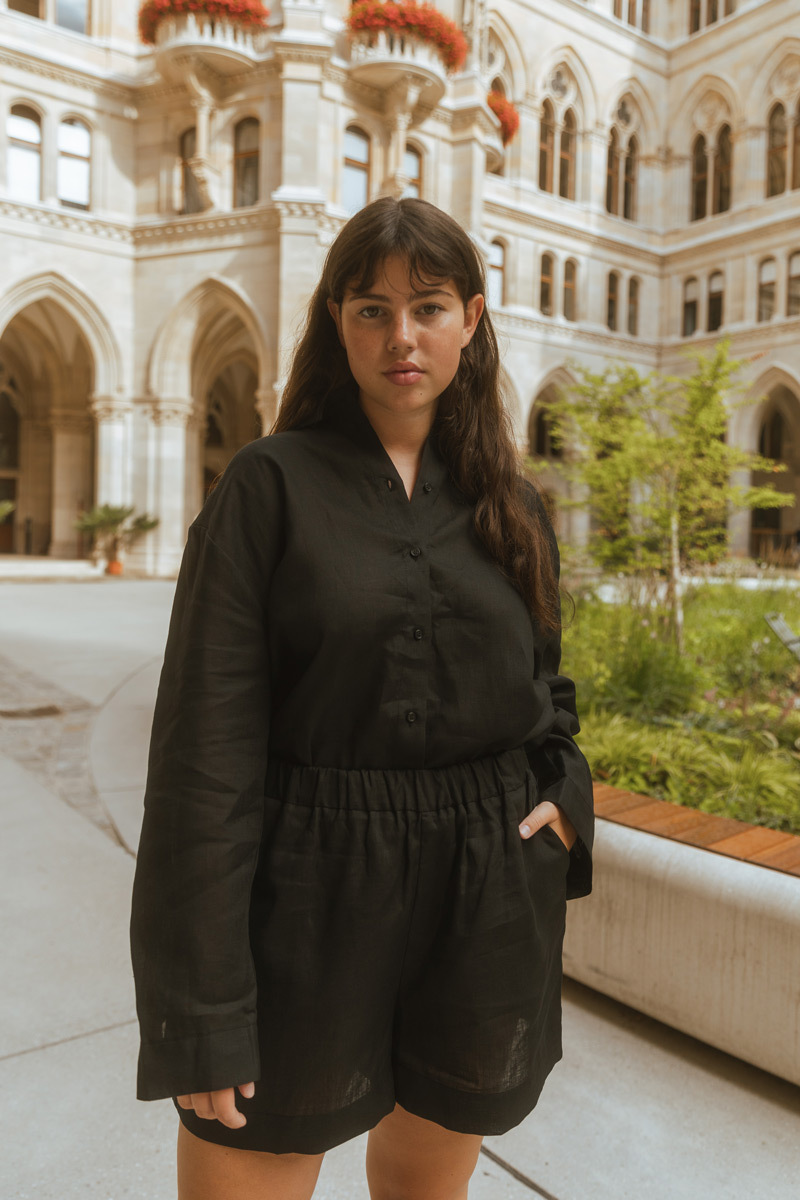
413,627,424,640
422,482,432,493
406,710,418,724
409,546,421,559
386,479,394,490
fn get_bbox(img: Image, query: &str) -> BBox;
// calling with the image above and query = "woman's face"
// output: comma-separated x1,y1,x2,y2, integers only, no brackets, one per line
327,254,484,426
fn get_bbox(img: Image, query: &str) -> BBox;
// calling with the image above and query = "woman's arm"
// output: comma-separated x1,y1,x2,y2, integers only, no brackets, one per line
130,444,284,1101
521,486,595,900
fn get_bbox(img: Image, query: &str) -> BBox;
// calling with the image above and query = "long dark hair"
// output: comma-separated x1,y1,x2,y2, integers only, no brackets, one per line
273,196,560,631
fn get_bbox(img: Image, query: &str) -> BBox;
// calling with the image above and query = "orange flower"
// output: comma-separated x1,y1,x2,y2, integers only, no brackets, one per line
138,0,270,45
487,90,520,146
346,1,468,73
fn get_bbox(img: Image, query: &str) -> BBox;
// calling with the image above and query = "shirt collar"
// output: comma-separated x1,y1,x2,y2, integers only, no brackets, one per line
323,386,449,492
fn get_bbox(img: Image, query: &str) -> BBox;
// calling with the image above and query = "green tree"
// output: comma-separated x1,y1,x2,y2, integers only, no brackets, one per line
74,504,159,571
536,341,792,650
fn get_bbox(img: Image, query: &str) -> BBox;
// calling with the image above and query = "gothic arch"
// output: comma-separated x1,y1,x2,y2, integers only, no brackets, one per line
533,46,597,127
0,271,122,397
731,365,800,451
674,74,742,144
752,41,800,114
604,78,658,153
486,16,526,99
147,276,270,403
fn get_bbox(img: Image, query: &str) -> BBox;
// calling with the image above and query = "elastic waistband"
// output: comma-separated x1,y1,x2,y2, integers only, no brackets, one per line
265,747,531,814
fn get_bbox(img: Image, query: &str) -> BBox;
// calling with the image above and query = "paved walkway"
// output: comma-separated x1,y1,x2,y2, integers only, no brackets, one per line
1,576,798,1199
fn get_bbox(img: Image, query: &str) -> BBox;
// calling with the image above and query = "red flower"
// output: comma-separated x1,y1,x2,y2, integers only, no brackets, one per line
487,89,519,146
138,0,270,44
346,1,468,73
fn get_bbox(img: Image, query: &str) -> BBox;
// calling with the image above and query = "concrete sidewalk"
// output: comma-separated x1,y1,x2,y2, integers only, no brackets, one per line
1,578,798,1200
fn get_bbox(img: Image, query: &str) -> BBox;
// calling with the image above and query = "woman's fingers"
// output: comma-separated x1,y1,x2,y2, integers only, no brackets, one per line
175,1084,254,1128
519,800,577,850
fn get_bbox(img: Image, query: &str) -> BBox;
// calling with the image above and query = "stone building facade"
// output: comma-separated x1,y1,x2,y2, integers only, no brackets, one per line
0,0,798,572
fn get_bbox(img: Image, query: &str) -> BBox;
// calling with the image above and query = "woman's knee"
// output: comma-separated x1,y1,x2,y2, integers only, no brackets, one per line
365,1104,483,1200
177,1121,325,1200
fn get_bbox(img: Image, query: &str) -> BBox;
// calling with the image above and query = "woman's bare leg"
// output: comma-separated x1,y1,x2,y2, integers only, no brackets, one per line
365,1103,484,1200
177,1122,325,1200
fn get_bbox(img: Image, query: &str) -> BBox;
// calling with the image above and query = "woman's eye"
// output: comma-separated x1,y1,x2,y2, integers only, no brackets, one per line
418,304,443,316
357,306,383,318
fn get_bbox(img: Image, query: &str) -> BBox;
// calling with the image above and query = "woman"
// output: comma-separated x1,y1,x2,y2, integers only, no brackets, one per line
131,196,594,1200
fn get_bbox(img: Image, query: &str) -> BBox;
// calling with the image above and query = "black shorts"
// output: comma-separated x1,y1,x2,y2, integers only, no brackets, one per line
175,746,569,1155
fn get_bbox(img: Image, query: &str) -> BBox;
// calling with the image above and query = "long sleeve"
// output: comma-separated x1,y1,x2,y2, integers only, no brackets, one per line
130,443,283,1101
523,488,594,901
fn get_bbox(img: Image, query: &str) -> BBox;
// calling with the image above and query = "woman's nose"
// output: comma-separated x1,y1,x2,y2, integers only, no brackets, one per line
387,311,415,352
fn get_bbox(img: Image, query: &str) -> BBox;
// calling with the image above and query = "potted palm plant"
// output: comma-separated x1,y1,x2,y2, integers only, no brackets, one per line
74,504,159,575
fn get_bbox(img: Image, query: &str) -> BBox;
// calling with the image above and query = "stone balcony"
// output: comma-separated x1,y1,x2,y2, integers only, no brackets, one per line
348,29,448,112
153,13,267,80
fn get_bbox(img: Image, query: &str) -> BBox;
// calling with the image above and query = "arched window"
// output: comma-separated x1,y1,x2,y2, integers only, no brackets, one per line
56,1,88,33
7,105,42,203
539,101,555,193
606,129,620,215
759,410,785,460
692,134,707,221
788,251,800,317
708,271,724,332
534,411,563,459
607,271,619,331
758,258,776,322
627,277,639,336
683,277,699,336
402,145,422,198
793,101,800,191
713,125,732,214
563,260,577,322
559,109,576,201
234,117,259,208
540,253,554,316
179,127,203,214
767,104,787,197
57,117,91,209
343,126,370,215
487,240,505,308
623,136,638,221
690,0,701,33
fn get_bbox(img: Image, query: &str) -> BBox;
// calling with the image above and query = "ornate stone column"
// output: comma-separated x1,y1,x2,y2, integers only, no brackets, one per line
90,395,134,508
148,398,192,576
49,408,94,559
256,383,280,434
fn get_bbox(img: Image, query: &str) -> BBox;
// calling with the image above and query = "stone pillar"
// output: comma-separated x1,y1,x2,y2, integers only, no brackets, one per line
41,109,59,205
90,396,134,508
738,124,766,208
148,400,191,576
668,154,691,230
256,384,280,434
587,130,608,214
184,410,204,524
49,409,93,559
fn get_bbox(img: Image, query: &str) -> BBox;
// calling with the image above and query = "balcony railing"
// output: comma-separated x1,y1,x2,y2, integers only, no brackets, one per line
153,13,266,76
348,28,448,109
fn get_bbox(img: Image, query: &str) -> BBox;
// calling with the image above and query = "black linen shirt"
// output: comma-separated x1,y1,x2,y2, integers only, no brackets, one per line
130,387,595,1102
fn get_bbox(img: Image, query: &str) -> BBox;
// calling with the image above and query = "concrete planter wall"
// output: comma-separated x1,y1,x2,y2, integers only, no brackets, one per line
563,817,800,1087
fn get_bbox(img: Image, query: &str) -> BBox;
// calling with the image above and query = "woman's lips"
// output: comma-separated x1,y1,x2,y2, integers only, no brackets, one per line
384,368,423,385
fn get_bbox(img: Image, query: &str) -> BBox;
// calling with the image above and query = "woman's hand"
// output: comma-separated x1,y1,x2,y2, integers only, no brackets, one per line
519,800,577,852
176,1082,255,1129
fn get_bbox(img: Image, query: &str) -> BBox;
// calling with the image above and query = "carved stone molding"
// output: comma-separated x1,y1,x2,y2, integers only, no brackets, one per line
50,407,93,434
149,400,193,427
0,47,134,105
493,311,660,357
90,396,134,422
0,200,134,245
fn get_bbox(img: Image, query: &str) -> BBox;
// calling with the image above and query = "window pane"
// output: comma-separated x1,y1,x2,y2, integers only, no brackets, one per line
59,118,90,157
709,272,724,294
180,127,197,160
8,110,41,145
403,148,420,178
344,129,369,165
0,393,21,469
9,1,41,17
760,259,776,285
8,145,41,202
685,278,699,302
342,164,368,215
56,0,88,33
683,301,698,337
58,155,90,206
488,241,504,268
235,118,259,154
758,284,775,322
235,155,259,208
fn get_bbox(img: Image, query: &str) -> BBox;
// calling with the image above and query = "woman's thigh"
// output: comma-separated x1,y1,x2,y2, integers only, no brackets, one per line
365,1103,484,1200
177,1122,326,1200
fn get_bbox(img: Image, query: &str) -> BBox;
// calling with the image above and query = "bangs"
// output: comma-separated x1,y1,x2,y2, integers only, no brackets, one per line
327,198,483,304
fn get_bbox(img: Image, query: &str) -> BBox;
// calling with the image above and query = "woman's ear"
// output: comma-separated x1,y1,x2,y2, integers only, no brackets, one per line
327,299,345,348
461,293,485,347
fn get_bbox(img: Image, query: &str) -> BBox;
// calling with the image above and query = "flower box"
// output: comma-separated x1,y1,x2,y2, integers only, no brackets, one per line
346,1,468,74
487,89,520,146
138,0,269,46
